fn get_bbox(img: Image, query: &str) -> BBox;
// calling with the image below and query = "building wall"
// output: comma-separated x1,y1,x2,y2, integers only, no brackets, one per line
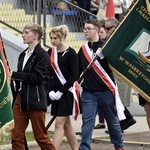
1,28,27,71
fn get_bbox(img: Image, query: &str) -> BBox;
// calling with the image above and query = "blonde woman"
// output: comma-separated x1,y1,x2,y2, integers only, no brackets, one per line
48,25,79,150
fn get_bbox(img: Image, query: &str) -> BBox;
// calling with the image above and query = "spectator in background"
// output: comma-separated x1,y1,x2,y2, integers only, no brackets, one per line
94,107,106,129
114,73,136,131
113,0,123,21
105,17,136,132
99,23,108,41
139,95,150,129
104,17,118,36
138,52,150,129
96,0,123,21
96,0,107,20
76,0,92,30
77,0,91,12
90,0,99,15
122,0,133,14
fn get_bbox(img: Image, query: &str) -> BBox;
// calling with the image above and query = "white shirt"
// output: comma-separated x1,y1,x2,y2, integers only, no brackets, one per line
19,49,33,91
22,49,34,70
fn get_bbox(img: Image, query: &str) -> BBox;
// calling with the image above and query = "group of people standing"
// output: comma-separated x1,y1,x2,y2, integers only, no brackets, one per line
10,16,148,150
76,0,134,21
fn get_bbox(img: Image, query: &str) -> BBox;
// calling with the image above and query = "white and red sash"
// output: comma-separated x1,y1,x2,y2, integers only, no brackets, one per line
82,44,125,121
50,47,80,120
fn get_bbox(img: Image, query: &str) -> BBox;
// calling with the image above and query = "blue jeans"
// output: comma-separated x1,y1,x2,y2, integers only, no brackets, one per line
79,90,124,150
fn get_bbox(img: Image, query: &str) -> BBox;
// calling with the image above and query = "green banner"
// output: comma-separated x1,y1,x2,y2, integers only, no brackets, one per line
0,36,14,137
102,0,150,101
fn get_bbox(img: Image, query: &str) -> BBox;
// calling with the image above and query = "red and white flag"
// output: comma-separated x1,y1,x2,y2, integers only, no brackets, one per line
106,0,115,18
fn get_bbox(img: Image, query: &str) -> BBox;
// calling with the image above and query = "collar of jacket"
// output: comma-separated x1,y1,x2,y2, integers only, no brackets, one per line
88,38,105,51
20,43,42,57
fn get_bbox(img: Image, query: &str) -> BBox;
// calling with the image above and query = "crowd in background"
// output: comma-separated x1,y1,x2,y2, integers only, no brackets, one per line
52,0,134,21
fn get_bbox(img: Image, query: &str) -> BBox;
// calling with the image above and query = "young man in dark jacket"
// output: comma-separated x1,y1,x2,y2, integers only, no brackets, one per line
11,23,55,150
78,20,124,150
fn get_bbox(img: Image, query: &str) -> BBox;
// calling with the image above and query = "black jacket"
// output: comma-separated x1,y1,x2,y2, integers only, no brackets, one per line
47,47,79,93
12,43,50,111
78,39,115,91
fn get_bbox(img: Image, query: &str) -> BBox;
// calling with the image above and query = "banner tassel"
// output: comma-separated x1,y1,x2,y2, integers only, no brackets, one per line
145,0,150,15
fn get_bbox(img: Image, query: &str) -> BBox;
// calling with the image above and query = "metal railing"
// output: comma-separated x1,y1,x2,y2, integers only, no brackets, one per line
0,0,97,51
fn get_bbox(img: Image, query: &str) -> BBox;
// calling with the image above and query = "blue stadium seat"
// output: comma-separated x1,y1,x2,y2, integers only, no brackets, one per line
50,7,78,16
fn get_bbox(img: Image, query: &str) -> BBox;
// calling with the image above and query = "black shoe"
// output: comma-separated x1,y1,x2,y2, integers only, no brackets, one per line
105,130,109,134
94,124,105,129
76,132,82,135
123,118,136,130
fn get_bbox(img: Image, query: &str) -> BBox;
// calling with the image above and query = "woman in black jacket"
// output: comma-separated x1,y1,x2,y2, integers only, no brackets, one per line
48,25,79,150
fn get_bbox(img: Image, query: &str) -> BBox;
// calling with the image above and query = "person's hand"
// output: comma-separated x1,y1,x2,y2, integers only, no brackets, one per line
8,71,13,86
54,91,63,100
49,91,63,100
10,71,13,78
96,48,104,59
49,91,56,100
118,2,123,7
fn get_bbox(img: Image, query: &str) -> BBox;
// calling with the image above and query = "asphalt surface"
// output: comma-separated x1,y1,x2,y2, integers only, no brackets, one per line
1,132,149,150
0,114,150,150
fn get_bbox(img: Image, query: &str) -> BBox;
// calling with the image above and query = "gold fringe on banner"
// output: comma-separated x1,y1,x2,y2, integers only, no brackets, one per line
0,120,14,138
146,0,150,15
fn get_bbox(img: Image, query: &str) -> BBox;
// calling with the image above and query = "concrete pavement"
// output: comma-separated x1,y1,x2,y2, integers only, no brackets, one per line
26,95,149,138
26,113,149,136
25,113,150,148
25,95,150,147
1,95,150,150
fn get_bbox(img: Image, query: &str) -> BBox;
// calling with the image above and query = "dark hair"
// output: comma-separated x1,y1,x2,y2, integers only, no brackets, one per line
84,20,101,29
100,19,105,25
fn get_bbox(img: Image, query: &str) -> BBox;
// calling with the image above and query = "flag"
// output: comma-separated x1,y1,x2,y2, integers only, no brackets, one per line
106,0,115,18
102,0,150,101
0,34,14,137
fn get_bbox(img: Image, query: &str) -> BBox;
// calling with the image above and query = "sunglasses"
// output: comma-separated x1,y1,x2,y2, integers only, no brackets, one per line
105,25,115,30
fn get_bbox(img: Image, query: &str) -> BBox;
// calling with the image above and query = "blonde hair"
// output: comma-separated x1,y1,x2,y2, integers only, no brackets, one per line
49,25,69,40
23,22,43,41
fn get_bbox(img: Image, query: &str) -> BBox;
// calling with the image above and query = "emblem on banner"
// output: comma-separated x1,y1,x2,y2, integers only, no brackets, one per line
0,60,6,93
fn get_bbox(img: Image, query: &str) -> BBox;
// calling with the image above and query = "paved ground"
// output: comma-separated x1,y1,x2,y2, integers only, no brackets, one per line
1,114,150,150
1,132,149,150
40,131,150,149
2,131,150,150
0,97,149,149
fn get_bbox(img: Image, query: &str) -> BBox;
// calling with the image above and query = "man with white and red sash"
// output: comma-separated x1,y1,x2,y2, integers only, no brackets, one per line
78,20,124,150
